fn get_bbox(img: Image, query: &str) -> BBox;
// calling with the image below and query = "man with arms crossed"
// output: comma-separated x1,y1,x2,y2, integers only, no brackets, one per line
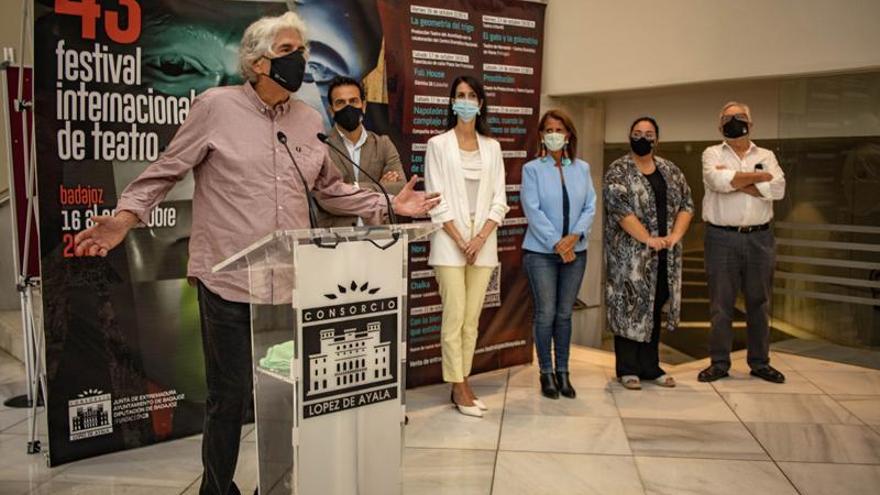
698,101,786,385
319,75,406,227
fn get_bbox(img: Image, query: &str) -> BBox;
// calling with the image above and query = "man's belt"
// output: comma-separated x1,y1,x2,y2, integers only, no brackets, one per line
708,223,771,233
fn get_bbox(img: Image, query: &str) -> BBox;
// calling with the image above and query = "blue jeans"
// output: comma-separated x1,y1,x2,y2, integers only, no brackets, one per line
523,250,588,373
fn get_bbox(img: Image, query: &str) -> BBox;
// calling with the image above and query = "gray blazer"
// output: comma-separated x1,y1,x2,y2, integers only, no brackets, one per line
317,129,406,227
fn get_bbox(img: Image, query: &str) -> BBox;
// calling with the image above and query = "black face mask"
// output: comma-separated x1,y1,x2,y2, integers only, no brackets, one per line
333,105,363,132
268,49,306,92
722,117,750,139
630,137,654,157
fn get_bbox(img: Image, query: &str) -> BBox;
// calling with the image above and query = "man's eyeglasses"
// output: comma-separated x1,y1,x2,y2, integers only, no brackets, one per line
721,113,750,124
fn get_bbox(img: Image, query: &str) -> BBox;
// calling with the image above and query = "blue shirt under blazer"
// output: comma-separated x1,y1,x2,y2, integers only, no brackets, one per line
521,157,597,253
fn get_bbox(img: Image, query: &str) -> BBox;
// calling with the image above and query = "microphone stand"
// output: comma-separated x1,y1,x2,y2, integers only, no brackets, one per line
276,131,320,229
317,132,397,224
317,132,400,249
277,131,340,248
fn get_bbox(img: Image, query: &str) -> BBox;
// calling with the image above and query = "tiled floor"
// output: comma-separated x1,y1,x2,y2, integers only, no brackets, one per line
1,346,880,494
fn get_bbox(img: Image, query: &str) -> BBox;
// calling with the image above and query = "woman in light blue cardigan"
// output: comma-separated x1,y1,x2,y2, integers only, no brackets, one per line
521,109,596,399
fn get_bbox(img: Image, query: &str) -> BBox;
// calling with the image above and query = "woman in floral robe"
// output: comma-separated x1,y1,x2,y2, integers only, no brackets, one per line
604,117,694,390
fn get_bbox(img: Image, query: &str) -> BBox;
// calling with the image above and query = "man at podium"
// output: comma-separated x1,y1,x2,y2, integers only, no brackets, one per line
72,11,438,495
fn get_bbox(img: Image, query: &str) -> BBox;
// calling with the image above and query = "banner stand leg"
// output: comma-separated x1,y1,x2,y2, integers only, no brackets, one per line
25,278,47,454
3,277,47,455
3,280,43,411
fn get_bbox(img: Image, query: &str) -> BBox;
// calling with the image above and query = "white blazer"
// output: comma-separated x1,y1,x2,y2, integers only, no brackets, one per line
425,129,509,267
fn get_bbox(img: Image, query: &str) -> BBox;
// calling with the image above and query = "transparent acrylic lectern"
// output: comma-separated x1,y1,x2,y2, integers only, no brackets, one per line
213,223,438,495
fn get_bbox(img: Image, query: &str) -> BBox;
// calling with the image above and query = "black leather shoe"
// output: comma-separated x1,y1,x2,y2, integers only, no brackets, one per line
540,372,559,399
750,366,786,383
697,366,729,382
555,371,576,398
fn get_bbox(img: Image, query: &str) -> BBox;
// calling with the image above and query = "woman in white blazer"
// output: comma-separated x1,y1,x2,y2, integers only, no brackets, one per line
425,75,509,418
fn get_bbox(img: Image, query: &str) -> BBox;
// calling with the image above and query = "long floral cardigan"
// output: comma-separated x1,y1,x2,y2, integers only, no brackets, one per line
603,154,695,343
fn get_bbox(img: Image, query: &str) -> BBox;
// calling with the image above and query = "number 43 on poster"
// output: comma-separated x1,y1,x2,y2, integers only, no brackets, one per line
54,0,142,44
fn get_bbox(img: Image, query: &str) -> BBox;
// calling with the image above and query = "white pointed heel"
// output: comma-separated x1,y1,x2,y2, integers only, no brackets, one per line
472,398,488,411
455,403,484,418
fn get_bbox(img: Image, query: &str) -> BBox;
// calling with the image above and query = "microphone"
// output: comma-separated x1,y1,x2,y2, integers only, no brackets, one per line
277,131,319,229
317,132,397,225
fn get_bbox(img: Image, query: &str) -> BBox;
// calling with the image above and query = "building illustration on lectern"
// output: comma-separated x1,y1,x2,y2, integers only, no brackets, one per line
299,290,401,418
307,322,392,396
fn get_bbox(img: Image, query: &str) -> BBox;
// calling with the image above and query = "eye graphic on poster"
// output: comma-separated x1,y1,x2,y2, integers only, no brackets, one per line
295,0,384,127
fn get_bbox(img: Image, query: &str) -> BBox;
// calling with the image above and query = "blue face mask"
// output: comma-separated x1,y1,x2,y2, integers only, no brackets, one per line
452,99,480,122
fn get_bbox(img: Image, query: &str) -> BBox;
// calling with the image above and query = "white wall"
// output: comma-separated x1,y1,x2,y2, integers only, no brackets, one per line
543,0,880,97
602,71,880,144
603,80,780,143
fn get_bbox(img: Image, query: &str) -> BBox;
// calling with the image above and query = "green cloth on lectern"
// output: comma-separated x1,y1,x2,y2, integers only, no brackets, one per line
259,341,295,374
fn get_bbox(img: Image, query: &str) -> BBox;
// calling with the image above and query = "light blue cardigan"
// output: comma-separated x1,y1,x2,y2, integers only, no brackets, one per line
521,157,597,253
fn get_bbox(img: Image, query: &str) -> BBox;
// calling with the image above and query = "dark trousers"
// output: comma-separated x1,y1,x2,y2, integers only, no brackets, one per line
704,226,775,372
523,250,588,374
614,255,670,379
197,282,253,495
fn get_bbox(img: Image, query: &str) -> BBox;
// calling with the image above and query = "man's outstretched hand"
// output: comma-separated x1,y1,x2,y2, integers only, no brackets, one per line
391,175,441,217
73,211,139,257
76,178,440,257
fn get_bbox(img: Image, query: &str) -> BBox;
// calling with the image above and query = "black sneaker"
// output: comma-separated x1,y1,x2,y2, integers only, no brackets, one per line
750,366,786,383
697,366,729,382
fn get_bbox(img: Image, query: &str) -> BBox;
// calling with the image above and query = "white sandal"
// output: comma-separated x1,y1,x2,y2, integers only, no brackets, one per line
472,398,488,411
620,375,641,390
654,375,676,388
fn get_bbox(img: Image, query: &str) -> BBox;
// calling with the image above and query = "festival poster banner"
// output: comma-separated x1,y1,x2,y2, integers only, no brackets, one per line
33,0,289,467
33,0,542,465
377,0,546,387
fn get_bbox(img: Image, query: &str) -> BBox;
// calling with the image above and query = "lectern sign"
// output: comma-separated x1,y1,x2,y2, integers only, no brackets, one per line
234,227,432,495
294,241,405,420
300,292,400,418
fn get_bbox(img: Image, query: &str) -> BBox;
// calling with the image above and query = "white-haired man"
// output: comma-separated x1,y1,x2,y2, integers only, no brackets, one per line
698,102,786,385
74,11,439,495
